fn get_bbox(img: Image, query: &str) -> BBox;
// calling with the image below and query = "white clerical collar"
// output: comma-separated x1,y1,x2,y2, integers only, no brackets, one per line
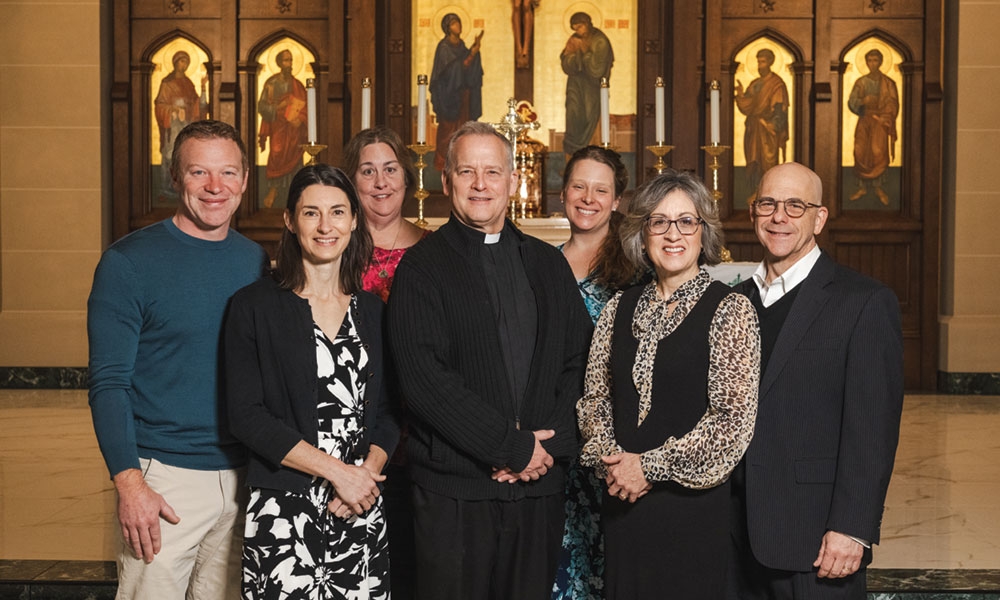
484,232,502,244
752,244,821,308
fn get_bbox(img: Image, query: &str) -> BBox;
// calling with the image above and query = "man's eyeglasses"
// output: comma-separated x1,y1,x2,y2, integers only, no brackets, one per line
644,216,704,236
752,197,822,218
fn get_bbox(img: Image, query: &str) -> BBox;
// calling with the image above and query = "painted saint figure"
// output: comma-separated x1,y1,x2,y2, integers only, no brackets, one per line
847,49,899,206
560,12,614,157
735,48,789,197
430,14,484,171
257,49,308,208
154,51,207,193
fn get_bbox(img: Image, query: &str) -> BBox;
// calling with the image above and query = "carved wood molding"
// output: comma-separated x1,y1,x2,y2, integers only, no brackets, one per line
166,0,188,16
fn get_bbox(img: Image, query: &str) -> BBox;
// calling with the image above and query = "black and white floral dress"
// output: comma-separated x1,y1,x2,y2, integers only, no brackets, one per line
242,297,391,600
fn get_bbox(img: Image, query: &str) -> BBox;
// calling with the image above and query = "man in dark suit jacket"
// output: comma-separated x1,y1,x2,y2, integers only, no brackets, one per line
728,162,904,599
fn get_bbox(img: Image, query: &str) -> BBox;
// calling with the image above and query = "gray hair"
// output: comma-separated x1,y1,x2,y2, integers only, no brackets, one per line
620,169,725,269
444,121,514,174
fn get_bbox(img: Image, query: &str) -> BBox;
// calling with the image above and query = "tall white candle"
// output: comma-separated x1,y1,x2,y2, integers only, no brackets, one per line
417,74,428,144
600,77,610,145
655,77,665,144
306,78,317,143
710,80,721,145
361,77,371,130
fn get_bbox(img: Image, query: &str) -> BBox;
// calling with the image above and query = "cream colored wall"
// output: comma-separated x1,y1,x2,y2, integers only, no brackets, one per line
0,0,102,366
939,0,1000,373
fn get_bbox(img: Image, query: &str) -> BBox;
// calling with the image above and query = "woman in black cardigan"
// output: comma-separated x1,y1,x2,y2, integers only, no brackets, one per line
224,164,399,600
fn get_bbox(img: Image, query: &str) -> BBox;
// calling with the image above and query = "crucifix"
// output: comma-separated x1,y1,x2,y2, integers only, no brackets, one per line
490,98,540,165
511,1,539,99
490,98,543,220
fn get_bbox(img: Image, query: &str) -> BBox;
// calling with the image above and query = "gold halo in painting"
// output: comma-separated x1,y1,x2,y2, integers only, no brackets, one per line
562,2,604,36
433,5,474,38
850,38,897,75
737,39,788,79
259,39,310,78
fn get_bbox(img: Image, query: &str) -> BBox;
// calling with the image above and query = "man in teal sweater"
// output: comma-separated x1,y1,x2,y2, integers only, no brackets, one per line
88,120,267,599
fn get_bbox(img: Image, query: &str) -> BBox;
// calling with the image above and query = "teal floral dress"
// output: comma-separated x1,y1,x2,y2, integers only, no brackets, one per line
553,246,613,600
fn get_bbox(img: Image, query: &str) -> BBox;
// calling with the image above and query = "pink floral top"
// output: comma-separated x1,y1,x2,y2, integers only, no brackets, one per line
362,229,431,302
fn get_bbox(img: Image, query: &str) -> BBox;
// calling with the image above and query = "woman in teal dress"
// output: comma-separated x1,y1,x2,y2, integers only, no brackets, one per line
554,146,642,599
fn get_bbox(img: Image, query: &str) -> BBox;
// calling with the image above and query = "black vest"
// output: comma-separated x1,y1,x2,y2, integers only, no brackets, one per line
610,281,731,454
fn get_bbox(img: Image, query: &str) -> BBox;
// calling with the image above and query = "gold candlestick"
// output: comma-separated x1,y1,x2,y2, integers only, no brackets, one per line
301,143,328,165
700,143,733,262
700,143,730,204
645,143,674,174
407,142,434,228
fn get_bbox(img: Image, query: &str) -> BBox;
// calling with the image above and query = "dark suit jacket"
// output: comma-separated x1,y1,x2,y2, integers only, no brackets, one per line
737,251,903,572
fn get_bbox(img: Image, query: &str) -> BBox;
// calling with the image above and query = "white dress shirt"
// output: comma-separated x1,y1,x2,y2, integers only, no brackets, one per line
751,244,822,308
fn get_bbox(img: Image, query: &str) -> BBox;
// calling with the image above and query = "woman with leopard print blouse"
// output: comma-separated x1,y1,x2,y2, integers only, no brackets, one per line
576,170,760,599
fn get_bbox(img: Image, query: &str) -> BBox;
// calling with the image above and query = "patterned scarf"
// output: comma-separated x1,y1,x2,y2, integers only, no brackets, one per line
630,268,712,425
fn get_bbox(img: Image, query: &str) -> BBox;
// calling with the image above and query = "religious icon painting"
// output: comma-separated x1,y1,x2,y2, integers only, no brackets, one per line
840,38,904,211
731,37,795,210
149,38,211,207
411,0,638,202
254,38,316,210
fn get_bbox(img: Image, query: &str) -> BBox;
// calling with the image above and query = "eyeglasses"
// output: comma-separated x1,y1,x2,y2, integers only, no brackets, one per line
644,216,704,236
752,197,822,218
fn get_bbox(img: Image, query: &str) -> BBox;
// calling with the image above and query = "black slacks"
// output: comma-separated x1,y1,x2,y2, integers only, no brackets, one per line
412,485,564,600
727,480,869,600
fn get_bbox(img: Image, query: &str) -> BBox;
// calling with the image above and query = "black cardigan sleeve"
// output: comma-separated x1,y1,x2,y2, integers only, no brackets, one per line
224,283,309,470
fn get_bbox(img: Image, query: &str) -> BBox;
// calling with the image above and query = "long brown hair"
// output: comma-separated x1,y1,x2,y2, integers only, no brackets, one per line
562,145,636,290
274,164,373,294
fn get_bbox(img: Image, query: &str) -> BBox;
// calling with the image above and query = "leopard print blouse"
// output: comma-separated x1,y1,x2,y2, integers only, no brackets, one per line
577,269,760,490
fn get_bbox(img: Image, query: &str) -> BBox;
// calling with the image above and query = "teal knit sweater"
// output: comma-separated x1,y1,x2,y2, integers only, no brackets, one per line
87,218,267,477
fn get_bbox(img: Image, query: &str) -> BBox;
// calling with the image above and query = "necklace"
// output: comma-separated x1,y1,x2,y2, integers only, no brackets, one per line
373,222,403,279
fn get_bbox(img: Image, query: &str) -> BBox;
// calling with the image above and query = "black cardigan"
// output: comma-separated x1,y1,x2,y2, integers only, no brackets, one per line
387,217,592,501
224,276,400,493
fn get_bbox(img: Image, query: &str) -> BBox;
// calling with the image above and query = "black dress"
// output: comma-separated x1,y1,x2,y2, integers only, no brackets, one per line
602,282,732,600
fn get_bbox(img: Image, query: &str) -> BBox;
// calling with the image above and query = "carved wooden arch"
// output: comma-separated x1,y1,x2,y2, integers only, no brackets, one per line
837,28,914,68
728,27,806,68
142,29,215,67
245,28,322,73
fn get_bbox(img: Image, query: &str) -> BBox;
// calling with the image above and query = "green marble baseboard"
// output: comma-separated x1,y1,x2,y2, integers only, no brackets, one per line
2,561,999,599
0,367,88,389
5,366,997,395
938,371,1000,395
